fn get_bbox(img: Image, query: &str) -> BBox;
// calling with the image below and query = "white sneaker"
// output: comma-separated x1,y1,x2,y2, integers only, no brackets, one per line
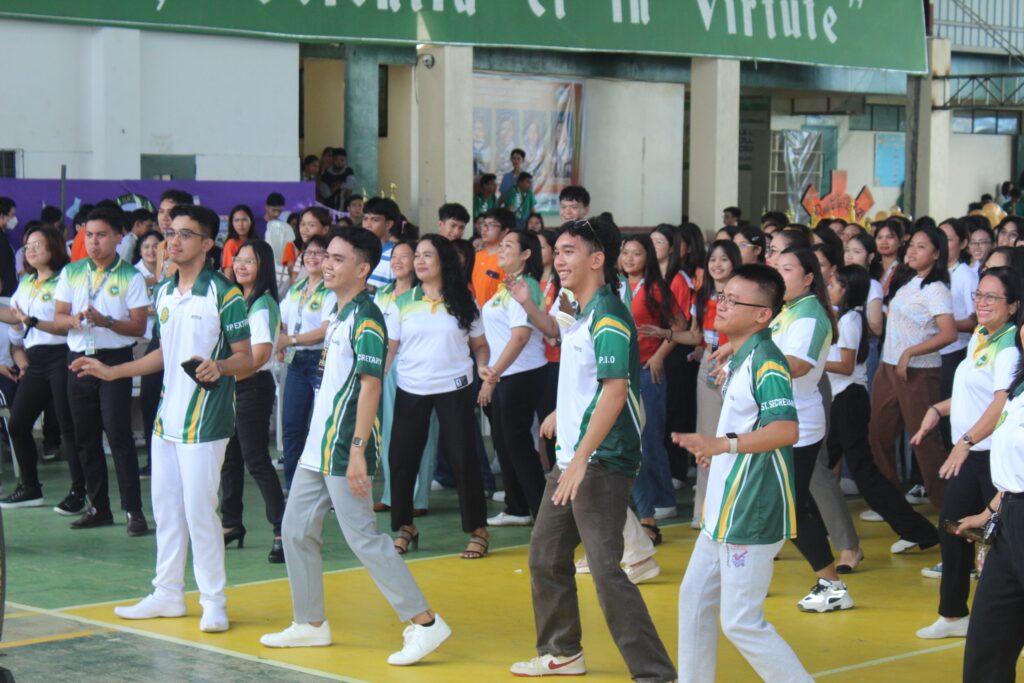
199,605,229,633
387,614,452,665
491,490,506,503
921,562,943,578
892,538,925,554
487,511,532,526
653,506,677,520
430,480,445,492
574,556,590,574
916,616,969,639
672,478,684,491
625,556,660,585
260,621,332,648
905,484,928,505
689,518,701,530
114,595,187,620
840,478,860,496
797,578,854,613
510,652,586,677
859,509,884,522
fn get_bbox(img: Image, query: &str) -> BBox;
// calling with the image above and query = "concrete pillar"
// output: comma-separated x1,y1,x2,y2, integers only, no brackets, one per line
344,46,380,198
906,38,952,219
90,28,141,178
415,46,473,231
688,58,739,234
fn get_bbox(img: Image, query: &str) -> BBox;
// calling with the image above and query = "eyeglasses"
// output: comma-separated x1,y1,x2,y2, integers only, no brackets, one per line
972,290,1008,305
573,219,598,242
482,221,504,231
718,295,769,310
736,241,752,250
303,250,326,259
234,257,258,267
162,229,202,241
24,242,45,253
969,240,992,247
765,245,780,256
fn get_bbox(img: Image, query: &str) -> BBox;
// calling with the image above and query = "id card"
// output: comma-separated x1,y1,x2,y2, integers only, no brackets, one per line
84,329,97,357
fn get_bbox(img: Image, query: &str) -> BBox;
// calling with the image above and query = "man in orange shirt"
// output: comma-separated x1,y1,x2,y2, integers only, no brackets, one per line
472,208,513,307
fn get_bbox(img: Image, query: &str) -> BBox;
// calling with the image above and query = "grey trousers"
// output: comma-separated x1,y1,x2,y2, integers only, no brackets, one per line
528,463,676,683
810,376,860,552
282,466,430,624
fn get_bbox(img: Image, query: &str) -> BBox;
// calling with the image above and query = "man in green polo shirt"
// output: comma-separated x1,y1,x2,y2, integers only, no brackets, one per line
674,264,811,683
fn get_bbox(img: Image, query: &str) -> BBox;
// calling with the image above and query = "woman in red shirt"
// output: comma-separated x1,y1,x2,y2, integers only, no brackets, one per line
222,204,256,281
621,234,685,543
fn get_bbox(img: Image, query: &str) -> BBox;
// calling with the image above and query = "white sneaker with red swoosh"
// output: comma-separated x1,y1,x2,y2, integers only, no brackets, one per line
510,652,586,676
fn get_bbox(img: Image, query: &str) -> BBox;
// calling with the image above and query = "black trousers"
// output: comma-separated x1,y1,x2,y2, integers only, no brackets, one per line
390,385,486,533
827,384,939,546
220,371,284,535
939,348,967,451
963,494,1024,682
663,344,694,481
9,344,81,492
939,450,995,618
789,441,835,572
537,361,559,469
68,346,141,514
139,336,162,467
491,365,547,518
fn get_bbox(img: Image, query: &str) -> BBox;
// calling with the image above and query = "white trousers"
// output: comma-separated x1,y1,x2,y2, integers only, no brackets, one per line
678,534,811,683
622,507,655,565
151,436,229,610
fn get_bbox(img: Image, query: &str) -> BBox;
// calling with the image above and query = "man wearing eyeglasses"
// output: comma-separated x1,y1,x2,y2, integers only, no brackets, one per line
71,204,253,635
674,263,811,683
472,208,511,308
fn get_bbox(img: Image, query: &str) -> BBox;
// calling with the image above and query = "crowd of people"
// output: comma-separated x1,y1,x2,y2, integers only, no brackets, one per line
0,177,1022,682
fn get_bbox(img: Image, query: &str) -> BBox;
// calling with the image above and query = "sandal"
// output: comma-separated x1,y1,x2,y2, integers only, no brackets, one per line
461,533,489,559
642,523,663,546
394,526,419,555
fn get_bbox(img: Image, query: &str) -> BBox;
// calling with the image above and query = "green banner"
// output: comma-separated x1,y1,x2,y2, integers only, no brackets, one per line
0,0,927,73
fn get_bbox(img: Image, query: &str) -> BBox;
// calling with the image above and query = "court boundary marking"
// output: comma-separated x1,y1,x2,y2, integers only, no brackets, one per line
811,641,966,677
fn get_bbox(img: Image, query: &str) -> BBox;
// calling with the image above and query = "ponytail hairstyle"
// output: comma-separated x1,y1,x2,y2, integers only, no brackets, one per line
833,265,871,364
507,229,544,281
781,246,839,340
736,224,767,262
696,239,742,331
622,234,676,327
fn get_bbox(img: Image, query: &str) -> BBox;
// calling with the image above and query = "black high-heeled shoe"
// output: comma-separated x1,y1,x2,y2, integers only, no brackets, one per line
223,526,246,548
268,538,285,564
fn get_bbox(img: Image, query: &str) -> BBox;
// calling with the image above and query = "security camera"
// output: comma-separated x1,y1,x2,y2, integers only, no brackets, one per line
420,54,435,69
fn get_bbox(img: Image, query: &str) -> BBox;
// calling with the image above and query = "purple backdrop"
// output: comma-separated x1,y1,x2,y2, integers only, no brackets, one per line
0,179,316,241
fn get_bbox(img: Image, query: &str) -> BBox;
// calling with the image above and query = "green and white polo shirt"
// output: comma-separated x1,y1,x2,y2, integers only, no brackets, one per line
247,291,281,372
769,293,832,447
9,272,64,348
54,255,150,353
391,286,484,396
152,268,250,444
298,289,387,477
991,381,1024,493
280,277,337,349
555,284,643,476
703,328,799,545
481,276,547,377
951,323,1019,451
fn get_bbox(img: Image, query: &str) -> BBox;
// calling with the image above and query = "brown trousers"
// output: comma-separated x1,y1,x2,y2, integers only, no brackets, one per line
868,362,948,510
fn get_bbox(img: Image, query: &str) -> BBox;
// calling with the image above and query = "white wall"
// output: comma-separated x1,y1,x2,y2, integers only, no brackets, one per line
948,133,1013,217
0,19,299,181
581,79,685,227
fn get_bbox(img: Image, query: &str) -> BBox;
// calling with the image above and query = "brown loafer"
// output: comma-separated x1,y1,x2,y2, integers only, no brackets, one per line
70,507,114,530
373,502,390,512
126,511,149,537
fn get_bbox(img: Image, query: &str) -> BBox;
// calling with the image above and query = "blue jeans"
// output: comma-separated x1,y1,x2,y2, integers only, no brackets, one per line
632,367,675,518
281,350,320,489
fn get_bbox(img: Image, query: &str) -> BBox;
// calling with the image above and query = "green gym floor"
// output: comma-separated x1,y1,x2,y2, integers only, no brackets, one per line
0,452,1021,682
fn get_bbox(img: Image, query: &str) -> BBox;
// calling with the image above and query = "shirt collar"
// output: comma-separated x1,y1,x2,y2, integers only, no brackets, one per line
337,288,370,320
87,254,121,272
170,266,216,296
730,328,773,369
577,284,614,320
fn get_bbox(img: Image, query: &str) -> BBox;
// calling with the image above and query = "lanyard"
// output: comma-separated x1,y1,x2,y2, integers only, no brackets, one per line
542,277,554,302
315,313,345,390
291,279,318,335
88,263,115,305
631,278,644,297
26,276,48,309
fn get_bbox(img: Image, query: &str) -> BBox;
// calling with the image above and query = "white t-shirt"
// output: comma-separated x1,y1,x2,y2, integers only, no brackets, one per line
391,286,484,396
992,383,1024,492
826,310,869,396
280,277,336,350
10,272,65,349
868,279,883,305
247,292,282,373
135,261,159,340
941,262,979,355
481,277,547,378
54,256,150,353
882,277,953,368
951,324,1019,451
116,233,138,263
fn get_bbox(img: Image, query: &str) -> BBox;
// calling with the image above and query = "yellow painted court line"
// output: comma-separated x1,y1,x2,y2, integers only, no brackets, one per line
812,641,967,678
6,602,367,683
2,612,35,620
1,629,103,649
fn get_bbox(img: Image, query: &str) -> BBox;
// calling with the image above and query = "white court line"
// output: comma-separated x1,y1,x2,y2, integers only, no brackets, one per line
812,641,966,678
6,601,367,683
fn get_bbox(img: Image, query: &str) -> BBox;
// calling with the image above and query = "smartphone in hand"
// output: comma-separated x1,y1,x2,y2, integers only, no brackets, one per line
181,358,220,391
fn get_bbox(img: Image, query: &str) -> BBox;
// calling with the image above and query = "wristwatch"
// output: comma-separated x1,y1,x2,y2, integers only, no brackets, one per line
726,432,739,454
26,316,38,329
105,315,115,328
351,437,366,449
961,434,975,447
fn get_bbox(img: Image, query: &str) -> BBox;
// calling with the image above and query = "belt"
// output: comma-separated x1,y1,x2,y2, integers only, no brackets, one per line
1003,492,1024,501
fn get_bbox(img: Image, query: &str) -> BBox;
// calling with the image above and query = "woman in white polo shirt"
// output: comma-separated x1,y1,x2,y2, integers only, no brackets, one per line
388,235,491,559
910,266,1020,640
479,230,548,526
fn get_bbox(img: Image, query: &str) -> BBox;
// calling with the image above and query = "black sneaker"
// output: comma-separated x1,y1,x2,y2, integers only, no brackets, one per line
0,484,45,509
41,447,60,462
53,491,87,516
126,511,149,537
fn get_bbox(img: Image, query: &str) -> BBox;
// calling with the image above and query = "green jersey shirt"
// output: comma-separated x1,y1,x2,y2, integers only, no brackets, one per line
555,284,643,476
152,268,250,444
298,289,387,477
703,329,799,545
247,292,281,372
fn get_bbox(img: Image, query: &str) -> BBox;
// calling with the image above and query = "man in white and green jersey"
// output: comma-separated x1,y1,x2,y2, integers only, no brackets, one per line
511,216,675,681
71,205,253,635
675,264,811,683
261,227,450,667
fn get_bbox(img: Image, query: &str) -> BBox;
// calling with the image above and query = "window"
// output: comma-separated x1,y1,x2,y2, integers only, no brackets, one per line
951,109,1022,135
848,105,904,132
0,151,17,178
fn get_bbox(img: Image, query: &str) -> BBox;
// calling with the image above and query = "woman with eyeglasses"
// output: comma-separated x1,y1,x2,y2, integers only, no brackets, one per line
275,234,336,491
132,229,166,476
222,204,256,282
219,240,286,562
910,267,1020,641
967,222,995,274
732,225,766,264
